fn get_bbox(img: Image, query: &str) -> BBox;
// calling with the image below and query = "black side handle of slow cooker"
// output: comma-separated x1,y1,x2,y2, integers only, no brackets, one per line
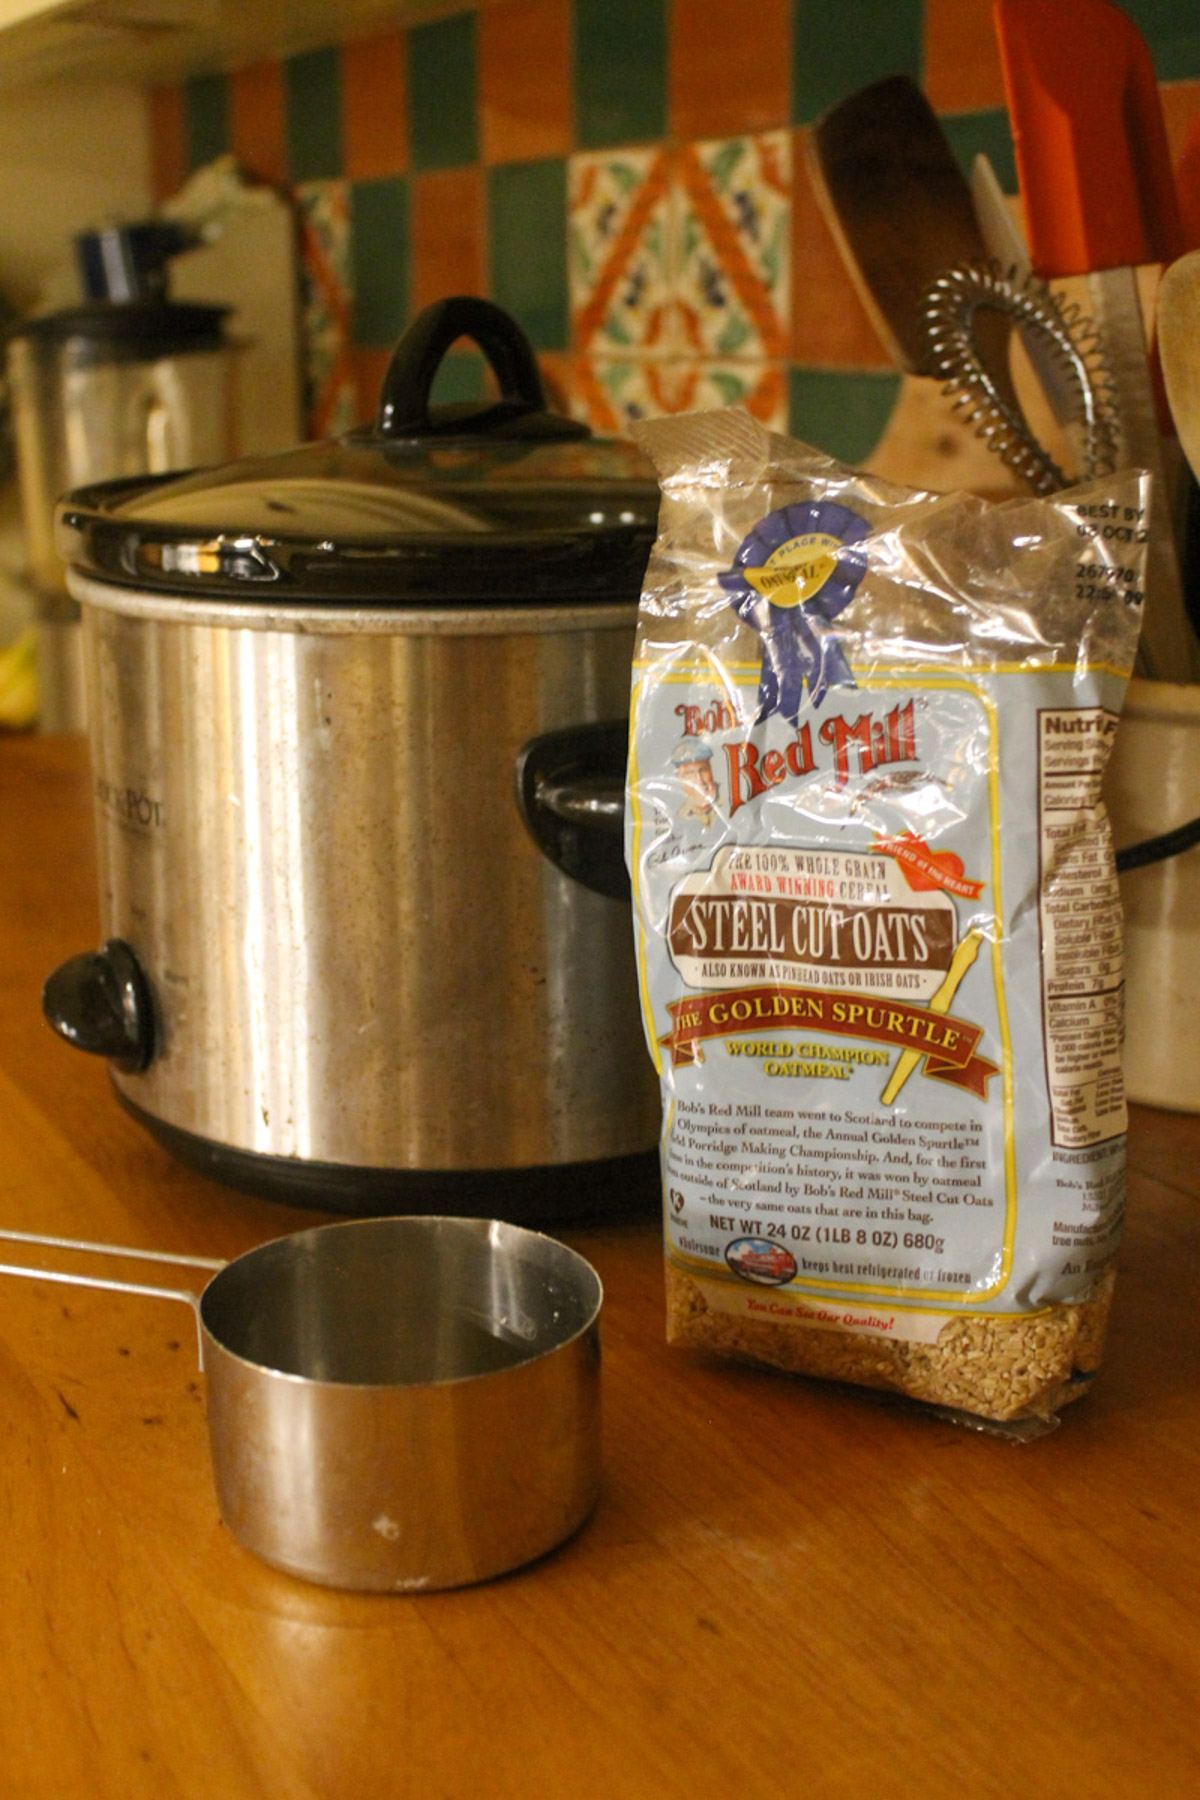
375,295,589,441
514,722,630,903
42,939,155,1073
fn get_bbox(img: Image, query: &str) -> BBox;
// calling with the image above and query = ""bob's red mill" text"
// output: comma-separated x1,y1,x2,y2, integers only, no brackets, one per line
685,698,918,812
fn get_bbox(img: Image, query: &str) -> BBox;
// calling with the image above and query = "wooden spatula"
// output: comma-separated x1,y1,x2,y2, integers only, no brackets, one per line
1155,248,1200,641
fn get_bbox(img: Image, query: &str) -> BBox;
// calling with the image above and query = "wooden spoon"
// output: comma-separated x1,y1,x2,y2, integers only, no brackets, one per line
1158,251,1200,488
806,75,1018,405
806,73,1047,500
1156,248,1200,644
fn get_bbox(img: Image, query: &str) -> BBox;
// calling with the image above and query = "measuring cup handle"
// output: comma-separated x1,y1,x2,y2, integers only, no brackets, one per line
0,1229,225,1368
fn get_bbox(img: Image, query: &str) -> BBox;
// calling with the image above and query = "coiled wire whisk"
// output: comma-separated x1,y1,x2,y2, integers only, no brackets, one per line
922,260,1119,495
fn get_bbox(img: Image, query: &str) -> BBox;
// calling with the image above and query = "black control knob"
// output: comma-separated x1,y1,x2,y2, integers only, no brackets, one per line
42,939,155,1073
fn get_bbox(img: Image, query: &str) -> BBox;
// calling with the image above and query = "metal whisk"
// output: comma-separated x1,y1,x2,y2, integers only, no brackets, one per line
922,260,1119,494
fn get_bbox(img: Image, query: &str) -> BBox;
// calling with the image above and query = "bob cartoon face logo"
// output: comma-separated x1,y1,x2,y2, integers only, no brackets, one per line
718,500,870,721
670,736,719,829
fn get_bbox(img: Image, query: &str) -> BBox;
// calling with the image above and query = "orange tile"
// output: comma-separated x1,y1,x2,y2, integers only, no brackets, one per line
564,356,624,435
229,62,287,187
351,345,395,427
1161,79,1200,162
411,167,485,316
1163,81,1200,250
924,0,1007,113
669,0,791,142
536,352,580,419
148,85,186,204
478,0,571,165
342,29,408,180
790,129,891,368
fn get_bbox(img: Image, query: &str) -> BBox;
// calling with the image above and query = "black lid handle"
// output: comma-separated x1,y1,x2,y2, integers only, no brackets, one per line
375,295,587,441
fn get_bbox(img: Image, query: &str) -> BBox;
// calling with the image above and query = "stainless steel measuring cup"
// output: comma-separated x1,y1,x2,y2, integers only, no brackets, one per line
0,1215,603,1592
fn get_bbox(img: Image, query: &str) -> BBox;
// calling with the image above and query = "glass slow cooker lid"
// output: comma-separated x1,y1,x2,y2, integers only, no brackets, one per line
55,296,659,606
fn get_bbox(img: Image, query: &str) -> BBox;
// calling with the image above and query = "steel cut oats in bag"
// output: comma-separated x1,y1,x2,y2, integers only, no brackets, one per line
626,410,1147,1429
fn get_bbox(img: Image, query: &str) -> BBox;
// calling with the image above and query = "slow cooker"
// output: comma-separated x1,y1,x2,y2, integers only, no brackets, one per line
43,296,660,1220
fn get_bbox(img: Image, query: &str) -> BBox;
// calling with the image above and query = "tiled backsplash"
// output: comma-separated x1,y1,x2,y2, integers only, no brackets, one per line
149,0,1200,482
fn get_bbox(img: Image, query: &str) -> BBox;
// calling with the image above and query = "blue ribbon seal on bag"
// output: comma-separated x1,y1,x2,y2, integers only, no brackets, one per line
718,500,870,721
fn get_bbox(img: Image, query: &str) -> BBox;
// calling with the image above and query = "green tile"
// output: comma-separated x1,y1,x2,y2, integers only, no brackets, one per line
791,0,923,124
183,73,229,172
351,176,410,349
410,14,479,172
286,48,344,183
788,368,900,464
487,160,569,351
1123,0,1200,80
942,109,1017,195
574,0,667,149
432,351,488,408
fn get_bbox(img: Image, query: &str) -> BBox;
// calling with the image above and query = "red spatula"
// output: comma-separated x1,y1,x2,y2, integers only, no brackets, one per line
995,0,1182,274
995,0,1198,679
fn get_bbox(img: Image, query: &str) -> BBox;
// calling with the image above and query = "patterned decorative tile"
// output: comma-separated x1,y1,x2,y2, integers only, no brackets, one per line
570,135,791,367
229,61,287,188
669,0,792,142
687,360,788,427
479,0,572,165
342,30,407,180
297,180,357,439
568,148,676,355
673,133,791,359
575,357,787,433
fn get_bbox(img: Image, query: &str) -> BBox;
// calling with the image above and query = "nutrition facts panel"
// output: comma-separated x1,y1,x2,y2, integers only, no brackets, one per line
1037,706,1126,1147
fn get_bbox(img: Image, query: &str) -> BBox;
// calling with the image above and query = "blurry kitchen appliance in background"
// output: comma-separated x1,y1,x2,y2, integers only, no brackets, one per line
7,218,239,730
5,165,301,734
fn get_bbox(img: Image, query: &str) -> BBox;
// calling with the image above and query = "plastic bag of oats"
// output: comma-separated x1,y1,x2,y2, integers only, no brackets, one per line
626,408,1147,1432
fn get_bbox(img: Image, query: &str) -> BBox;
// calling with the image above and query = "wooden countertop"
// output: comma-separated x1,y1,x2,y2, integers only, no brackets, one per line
2,733,1198,1800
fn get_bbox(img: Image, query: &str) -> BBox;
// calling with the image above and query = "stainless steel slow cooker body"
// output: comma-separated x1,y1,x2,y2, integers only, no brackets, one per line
45,298,661,1219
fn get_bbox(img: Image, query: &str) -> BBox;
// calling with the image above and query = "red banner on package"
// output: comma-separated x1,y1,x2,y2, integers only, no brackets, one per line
871,833,985,900
659,984,998,1096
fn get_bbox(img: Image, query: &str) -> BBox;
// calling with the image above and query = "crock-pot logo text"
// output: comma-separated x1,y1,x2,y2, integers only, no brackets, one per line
677,696,916,815
95,775,165,832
